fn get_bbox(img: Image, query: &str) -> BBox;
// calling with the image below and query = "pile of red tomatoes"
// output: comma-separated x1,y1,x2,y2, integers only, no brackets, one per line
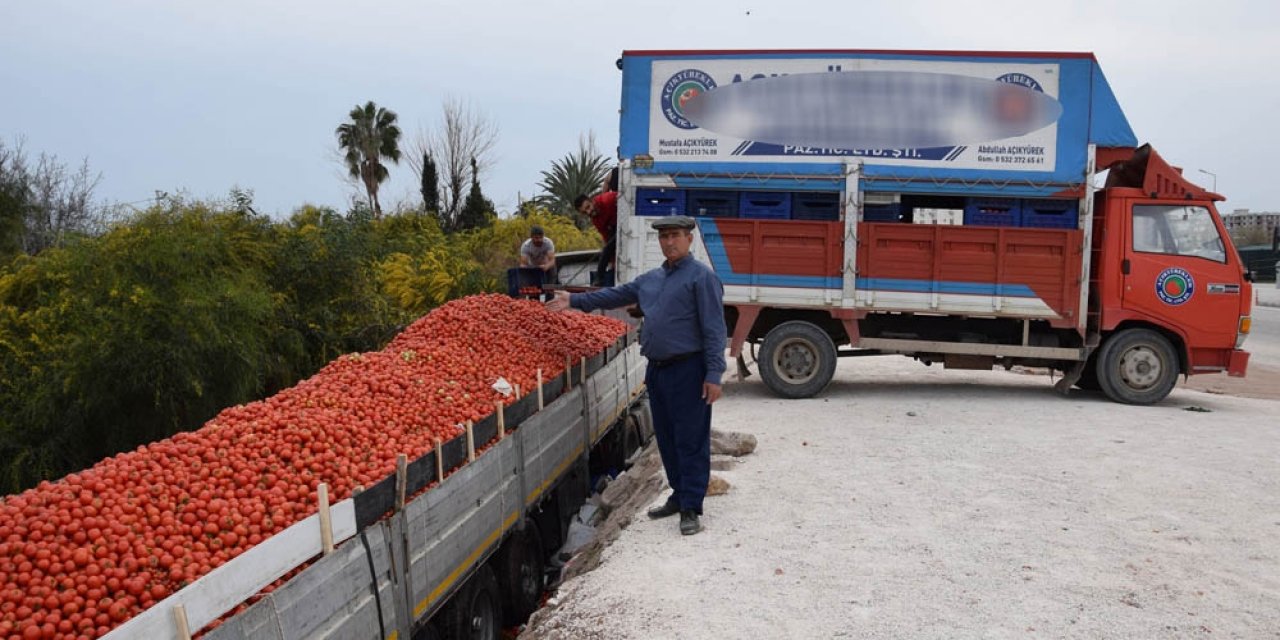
0,295,627,639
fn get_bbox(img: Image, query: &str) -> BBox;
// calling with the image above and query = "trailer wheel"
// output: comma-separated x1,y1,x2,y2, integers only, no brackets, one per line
414,618,443,640
758,321,837,399
441,564,502,640
622,412,642,460
1096,328,1179,405
629,399,653,442
497,525,545,626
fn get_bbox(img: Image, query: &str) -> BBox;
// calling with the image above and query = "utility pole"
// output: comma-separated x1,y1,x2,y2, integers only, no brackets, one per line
1197,169,1217,192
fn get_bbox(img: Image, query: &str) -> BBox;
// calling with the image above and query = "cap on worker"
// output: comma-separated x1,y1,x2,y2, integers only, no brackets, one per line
650,215,696,230
530,224,544,236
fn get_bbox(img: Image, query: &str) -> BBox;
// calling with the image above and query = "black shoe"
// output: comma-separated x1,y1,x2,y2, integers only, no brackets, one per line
647,500,680,520
679,510,702,536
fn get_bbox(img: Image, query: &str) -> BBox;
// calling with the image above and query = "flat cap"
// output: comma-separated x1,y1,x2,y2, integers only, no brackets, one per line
650,215,696,230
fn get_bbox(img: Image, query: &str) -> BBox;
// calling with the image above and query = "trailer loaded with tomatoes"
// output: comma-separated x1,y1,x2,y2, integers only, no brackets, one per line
0,294,652,640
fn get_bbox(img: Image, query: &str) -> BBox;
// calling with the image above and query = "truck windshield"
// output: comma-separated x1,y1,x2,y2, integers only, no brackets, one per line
1132,205,1226,263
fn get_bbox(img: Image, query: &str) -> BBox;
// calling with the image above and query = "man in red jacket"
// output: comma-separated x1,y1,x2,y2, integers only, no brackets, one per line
575,190,617,286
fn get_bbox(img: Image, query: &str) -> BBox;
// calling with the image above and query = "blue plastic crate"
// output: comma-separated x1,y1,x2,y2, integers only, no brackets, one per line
963,198,1020,227
506,267,544,297
1020,198,1079,229
863,202,902,222
739,191,792,219
686,190,739,218
635,188,686,216
791,192,840,221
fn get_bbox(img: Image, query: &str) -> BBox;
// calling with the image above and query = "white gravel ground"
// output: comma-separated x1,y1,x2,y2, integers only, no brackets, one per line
532,357,1280,639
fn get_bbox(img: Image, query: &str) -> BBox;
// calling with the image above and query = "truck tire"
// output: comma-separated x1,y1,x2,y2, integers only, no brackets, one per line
1096,328,1179,405
758,321,837,399
496,525,545,626
630,400,653,442
414,618,443,640
1074,353,1101,391
441,564,502,640
622,414,642,461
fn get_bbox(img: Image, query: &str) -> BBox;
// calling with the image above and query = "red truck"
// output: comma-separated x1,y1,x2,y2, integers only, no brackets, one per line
614,50,1252,404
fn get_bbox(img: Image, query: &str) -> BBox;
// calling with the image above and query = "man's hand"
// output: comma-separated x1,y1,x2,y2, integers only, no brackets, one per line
545,290,572,313
702,382,722,404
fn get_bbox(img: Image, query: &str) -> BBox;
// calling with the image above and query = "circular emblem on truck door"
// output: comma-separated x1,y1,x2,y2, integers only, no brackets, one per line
661,69,717,130
1156,267,1194,305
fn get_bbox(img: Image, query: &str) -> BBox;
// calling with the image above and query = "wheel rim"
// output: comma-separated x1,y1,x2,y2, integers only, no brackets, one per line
1117,344,1164,390
469,590,496,639
773,336,819,384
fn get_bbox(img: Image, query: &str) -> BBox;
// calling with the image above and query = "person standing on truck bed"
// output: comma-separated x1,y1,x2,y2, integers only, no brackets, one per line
574,186,618,287
519,224,557,284
547,214,726,535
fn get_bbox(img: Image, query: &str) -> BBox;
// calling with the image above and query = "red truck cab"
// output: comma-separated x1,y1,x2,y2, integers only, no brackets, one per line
1088,145,1252,401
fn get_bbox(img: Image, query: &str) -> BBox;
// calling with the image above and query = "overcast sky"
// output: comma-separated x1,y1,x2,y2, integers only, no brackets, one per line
2,0,1276,217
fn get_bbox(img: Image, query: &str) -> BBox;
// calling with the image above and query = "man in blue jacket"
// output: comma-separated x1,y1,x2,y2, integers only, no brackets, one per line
547,215,726,535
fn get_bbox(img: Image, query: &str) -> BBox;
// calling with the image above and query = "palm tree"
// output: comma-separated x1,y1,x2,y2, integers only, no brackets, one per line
336,101,402,217
536,132,611,225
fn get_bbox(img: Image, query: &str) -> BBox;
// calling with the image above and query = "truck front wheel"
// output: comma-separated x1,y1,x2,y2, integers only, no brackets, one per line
1096,328,1180,405
758,321,837,399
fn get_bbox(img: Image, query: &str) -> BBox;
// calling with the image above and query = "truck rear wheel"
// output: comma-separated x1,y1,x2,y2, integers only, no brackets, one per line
441,564,502,640
1096,328,1179,405
497,525,545,626
759,321,837,399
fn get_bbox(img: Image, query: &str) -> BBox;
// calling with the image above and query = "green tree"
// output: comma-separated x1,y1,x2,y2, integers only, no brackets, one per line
0,195,512,495
0,146,27,261
0,139,101,258
0,203,278,492
536,132,611,225
457,158,494,232
336,101,402,218
421,152,440,214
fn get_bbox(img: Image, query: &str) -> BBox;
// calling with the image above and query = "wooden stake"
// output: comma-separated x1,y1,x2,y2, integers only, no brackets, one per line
173,604,192,640
394,454,407,512
466,420,476,462
318,482,334,556
433,437,443,483
496,400,506,440
564,355,572,390
581,356,588,385
514,384,521,399
536,368,544,410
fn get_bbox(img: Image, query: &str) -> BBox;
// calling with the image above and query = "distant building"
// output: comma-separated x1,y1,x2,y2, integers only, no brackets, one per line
1223,209,1280,237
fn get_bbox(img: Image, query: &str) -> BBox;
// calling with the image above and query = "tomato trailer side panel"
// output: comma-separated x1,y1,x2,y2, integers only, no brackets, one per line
203,521,404,640
585,351,632,446
402,424,523,625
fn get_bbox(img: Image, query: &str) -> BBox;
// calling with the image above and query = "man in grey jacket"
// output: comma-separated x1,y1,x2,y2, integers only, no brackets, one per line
547,215,726,535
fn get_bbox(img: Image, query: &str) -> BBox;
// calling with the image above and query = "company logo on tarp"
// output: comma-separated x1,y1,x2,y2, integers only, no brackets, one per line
994,73,1044,126
996,73,1044,92
1156,267,1195,305
661,69,717,130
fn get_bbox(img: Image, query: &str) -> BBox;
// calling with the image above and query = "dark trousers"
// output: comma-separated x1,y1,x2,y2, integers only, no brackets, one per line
645,356,712,514
595,237,616,287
